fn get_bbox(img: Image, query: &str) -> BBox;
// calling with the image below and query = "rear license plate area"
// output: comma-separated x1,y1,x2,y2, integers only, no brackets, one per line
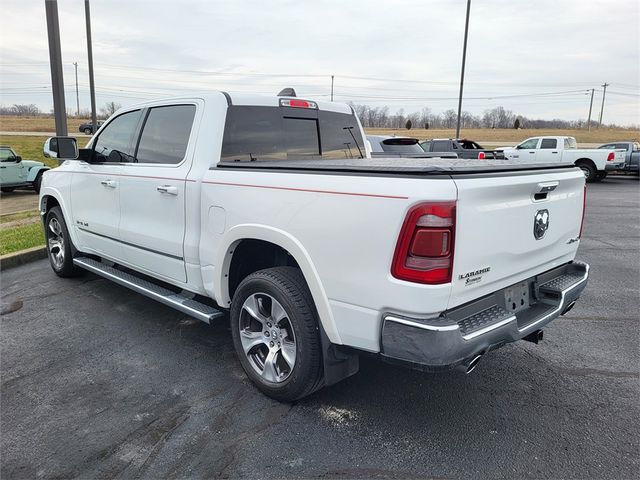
504,282,530,313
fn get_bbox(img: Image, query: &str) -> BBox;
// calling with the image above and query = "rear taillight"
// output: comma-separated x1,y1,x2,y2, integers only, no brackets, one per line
579,184,587,238
607,152,615,161
478,152,486,160
391,202,456,284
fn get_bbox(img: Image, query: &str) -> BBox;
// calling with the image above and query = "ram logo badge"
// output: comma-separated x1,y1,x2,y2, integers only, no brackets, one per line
534,209,550,240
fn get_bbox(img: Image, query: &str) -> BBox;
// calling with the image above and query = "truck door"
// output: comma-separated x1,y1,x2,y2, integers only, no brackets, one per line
118,103,197,283
0,152,26,185
537,138,559,163
70,109,143,260
512,138,539,161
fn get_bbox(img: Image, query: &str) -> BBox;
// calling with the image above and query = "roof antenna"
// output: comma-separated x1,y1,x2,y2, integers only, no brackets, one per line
277,88,296,97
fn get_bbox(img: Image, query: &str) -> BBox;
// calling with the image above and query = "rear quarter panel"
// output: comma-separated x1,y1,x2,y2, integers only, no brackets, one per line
199,169,457,351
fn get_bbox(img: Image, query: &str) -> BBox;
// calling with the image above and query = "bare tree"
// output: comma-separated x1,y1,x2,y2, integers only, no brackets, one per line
99,101,122,118
9,104,41,116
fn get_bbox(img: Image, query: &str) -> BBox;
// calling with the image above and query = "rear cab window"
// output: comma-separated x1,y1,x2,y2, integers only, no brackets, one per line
563,137,577,149
380,138,423,154
220,105,365,162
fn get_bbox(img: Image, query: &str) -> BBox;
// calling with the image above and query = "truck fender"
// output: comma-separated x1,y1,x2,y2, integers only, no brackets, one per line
214,224,342,345
27,166,50,182
39,187,81,253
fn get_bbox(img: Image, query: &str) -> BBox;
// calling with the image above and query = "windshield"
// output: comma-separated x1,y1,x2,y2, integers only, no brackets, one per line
220,106,365,162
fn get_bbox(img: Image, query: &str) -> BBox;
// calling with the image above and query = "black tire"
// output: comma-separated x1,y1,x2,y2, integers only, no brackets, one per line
594,171,608,182
230,267,323,401
33,172,43,193
577,161,596,182
44,206,83,278
83,128,92,134
1,187,15,193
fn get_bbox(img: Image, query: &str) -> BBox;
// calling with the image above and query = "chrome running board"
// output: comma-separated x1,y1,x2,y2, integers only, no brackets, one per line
73,257,224,323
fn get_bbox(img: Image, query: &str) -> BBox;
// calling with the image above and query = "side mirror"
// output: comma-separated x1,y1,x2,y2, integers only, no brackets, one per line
44,136,78,160
15,155,22,162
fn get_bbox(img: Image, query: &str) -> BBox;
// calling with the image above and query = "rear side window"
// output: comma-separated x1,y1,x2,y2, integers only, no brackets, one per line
92,110,142,163
136,105,196,164
220,106,364,162
540,139,557,149
431,140,451,152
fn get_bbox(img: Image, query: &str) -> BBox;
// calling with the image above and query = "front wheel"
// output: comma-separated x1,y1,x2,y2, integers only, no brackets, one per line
45,206,83,277
230,267,323,401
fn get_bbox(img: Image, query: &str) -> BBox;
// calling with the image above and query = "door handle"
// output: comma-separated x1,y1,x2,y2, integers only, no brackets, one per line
100,179,117,188
529,151,536,154
551,151,558,154
156,185,178,195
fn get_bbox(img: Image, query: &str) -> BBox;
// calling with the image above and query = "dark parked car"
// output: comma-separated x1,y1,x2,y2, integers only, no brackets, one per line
598,141,639,174
420,138,505,160
78,121,104,135
367,135,457,158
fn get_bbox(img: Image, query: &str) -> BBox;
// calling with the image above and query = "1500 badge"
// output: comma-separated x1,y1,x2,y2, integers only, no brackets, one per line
458,267,491,286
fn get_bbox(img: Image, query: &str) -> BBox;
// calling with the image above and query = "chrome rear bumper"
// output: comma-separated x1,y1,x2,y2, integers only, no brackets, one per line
381,261,589,370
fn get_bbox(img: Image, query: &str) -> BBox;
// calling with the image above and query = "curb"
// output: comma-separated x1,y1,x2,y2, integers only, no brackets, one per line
0,245,47,270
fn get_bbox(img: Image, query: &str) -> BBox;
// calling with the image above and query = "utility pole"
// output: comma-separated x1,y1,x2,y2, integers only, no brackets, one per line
587,88,594,131
598,82,609,127
45,0,68,136
455,0,471,138
331,75,334,102
85,0,97,131
73,61,79,116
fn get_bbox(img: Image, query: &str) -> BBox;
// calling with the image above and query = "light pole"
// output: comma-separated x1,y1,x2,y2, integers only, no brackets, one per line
45,0,67,136
455,0,471,138
73,61,79,116
85,0,97,131
598,82,609,127
587,88,594,131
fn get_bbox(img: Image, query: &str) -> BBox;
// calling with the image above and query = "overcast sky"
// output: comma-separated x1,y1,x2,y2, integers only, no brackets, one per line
1,0,639,125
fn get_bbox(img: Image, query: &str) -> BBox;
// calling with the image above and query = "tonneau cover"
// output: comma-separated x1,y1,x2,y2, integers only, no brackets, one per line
217,157,576,175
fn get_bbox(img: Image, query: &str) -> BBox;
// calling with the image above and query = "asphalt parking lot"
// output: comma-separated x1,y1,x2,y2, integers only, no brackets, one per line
1,176,638,479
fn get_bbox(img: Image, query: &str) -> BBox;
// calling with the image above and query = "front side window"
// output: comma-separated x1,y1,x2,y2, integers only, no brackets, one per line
519,138,539,149
0,148,16,161
136,105,196,164
92,110,142,163
540,139,557,149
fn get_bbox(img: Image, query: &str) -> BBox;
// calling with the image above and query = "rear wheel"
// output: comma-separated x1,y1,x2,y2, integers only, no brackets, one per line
230,267,323,401
577,161,596,182
45,206,83,277
83,128,92,134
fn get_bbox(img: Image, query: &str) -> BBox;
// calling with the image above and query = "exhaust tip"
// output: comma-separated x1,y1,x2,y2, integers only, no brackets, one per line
466,354,483,374
561,301,576,316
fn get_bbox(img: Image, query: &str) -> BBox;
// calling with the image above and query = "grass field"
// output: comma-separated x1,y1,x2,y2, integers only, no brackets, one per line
0,222,44,256
0,116,93,133
0,115,637,145
365,127,639,145
0,135,86,168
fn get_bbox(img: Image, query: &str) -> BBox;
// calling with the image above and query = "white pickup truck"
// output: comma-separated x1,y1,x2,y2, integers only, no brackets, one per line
40,93,589,401
499,136,625,182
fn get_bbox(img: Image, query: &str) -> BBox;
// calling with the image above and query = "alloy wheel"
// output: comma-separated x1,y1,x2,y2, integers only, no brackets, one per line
239,293,297,383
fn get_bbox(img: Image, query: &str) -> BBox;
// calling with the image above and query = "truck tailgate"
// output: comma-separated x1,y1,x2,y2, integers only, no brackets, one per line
449,168,585,309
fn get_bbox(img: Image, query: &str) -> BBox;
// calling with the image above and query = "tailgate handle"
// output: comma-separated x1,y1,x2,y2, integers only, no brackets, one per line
536,182,558,193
